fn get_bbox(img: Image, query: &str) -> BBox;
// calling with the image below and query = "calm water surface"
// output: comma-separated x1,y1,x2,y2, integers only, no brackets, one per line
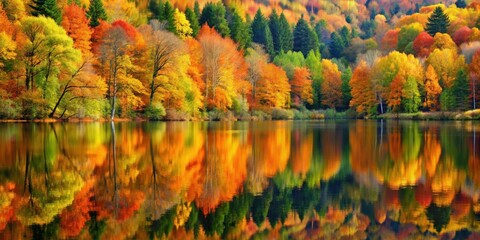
0,120,479,239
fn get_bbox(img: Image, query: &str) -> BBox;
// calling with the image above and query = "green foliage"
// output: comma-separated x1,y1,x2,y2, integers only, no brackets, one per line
150,206,176,238
19,91,49,120
341,67,352,110
305,51,323,108
329,31,346,58
279,13,293,53
87,0,107,27
451,68,470,111
271,108,294,120
269,10,281,54
397,24,421,53
425,7,450,36
88,212,106,240
30,0,62,24
251,188,273,226
402,76,421,113
273,51,305,79
201,203,229,236
456,0,467,8
227,8,251,50
144,103,166,120
251,9,274,57
293,16,318,57
200,2,230,37
0,98,20,119
185,7,200,37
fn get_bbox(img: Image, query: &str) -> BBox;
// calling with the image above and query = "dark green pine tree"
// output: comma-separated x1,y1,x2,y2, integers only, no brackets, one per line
200,2,230,37
425,6,450,36
452,68,470,111
194,1,201,21
329,31,346,58
87,0,108,27
279,12,293,52
455,0,467,8
227,8,252,50
293,16,317,57
163,1,176,34
148,0,164,20
269,9,281,55
185,7,200,37
251,9,274,56
30,0,62,24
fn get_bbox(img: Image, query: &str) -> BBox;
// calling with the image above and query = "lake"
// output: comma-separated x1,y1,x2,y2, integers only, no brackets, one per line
0,120,479,239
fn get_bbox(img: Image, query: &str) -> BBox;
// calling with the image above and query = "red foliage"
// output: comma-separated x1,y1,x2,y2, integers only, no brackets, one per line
382,29,400,51
112,20,139,42
60,183,94,237
91,20,111,54
453,26,472,46
415,183,432,208
413,32,434,58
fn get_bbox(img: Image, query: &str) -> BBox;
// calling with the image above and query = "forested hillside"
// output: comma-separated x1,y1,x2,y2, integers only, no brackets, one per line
1,0,480,120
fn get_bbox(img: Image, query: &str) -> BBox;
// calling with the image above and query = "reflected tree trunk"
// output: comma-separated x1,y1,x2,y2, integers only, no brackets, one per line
110,122,119,217
150,131,159,217
43,125,49,195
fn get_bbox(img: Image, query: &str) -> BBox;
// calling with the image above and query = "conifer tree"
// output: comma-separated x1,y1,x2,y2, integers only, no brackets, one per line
269,10,281,54
30,0,62,24
200,2,230,37
293,16,317,57
425,7,450,36
227,8,251,50
87,0,107,27
163,1,176,34
279,13,293,52
185,7,200,37
251,9,274,56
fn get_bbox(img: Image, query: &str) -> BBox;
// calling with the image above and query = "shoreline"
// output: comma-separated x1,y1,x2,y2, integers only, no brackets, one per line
1,109,479,123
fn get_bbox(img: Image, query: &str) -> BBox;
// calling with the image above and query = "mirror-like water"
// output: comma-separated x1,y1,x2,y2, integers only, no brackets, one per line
0,120,479,239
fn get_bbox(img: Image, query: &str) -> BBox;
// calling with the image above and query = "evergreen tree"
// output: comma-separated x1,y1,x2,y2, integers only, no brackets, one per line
269,9,281,54
293,16,317,57
30,0,62,24
279,12,293,52
185,7,200,37
227,8,251,50
329,32,345,58
251,9,274,56
194,1,201,20
425,7,450,36
452,69,470,110
200,2,230,37
148,0,161,20
455,0,467,8
87,0,108,27
163,1,176,34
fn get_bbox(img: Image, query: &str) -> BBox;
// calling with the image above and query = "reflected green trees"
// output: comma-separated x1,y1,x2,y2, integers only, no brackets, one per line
0,120,479,238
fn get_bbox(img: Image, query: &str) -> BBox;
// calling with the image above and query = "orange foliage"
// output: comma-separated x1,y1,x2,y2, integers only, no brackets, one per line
185,38,205,95
291,131,313,175
422,127,442,178
91,20,111,54
321,59,342,109
62,4,93,56
60,182,94,237
382,29,400,51
321,128,342,180
256,63,291,108
349,61,377,114
415,183,432,208
117,189,145,221
290,67,313,105
387,74,405,112
423,65,442,111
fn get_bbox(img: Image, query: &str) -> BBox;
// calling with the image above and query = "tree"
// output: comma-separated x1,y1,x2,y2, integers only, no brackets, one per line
62,3,93,56
30,0,62,24
341,67,352,110
173,9,192,39
455,0,467,8
469,50,480,109
256,63,290,108
350,61,377,114
162,1,176,34
269,10,281,54
291,67,313,105
321,60,342,109
388,74,404,113
425,7,450,36
451,68,470,111
329,32,345,58
227,8,251,50
305,51,322,108
185,7,200,37
424,65,442,111
200,2,230,37
293,16,318,57
402,76,421,113
397,23,422,53
87,0,108,27
413,32,434,58
251,9,274,57
278,13,293,52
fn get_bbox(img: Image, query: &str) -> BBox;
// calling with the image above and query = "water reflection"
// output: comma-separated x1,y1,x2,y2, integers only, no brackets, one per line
0,120,479,239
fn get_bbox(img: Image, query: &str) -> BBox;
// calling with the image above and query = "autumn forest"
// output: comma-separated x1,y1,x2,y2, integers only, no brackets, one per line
1,0,480,120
